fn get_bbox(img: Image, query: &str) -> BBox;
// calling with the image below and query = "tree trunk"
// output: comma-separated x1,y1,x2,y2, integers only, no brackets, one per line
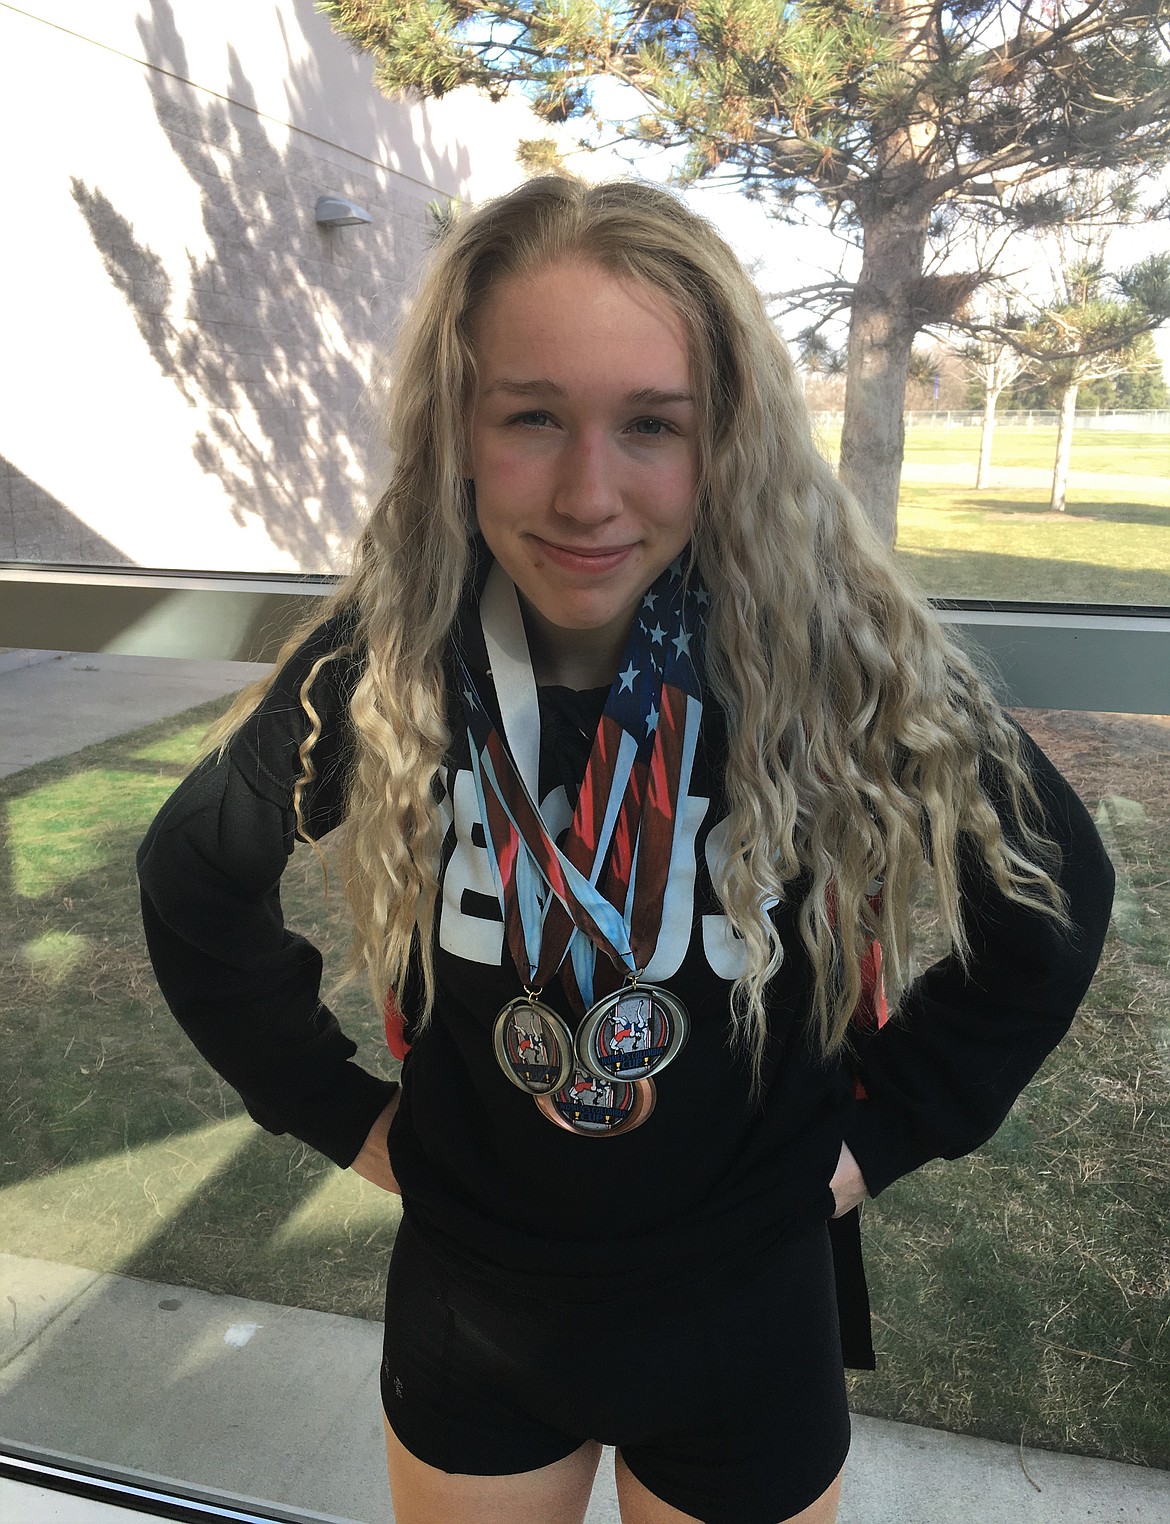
975,384,1001,489
1050,381,1079,512
838,202,931,545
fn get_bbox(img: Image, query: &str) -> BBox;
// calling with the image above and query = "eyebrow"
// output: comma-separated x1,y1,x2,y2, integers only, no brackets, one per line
484,378,695,407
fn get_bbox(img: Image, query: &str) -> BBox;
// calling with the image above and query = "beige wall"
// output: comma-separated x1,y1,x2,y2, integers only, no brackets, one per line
0,1,566,573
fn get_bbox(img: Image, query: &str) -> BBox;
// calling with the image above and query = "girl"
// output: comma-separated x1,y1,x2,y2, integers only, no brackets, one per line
139,176,1114,1524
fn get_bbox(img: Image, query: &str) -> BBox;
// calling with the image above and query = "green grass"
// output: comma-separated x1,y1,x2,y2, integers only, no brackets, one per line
895,484,1170,603
815,424,1170,481
1,702,401,1320
826,424,1170,603
901,426,1169,478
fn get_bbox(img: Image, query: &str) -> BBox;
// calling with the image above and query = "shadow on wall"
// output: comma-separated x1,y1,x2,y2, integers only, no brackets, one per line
70,0,466,575
2,459,129,566
282,0,472,196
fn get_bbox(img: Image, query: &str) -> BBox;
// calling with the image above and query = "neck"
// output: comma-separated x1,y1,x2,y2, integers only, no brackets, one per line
520,599,630,690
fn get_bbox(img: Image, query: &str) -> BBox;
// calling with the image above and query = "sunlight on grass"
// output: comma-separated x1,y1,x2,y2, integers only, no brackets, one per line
0,1115,254,1269
130,722,210,766
816,425,1169,480
6,768,178,899
270,1168,403,1249
894,490,1170,602
17,930,91,987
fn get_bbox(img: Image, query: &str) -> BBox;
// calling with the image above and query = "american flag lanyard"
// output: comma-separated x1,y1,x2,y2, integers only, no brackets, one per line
457,557,707,1135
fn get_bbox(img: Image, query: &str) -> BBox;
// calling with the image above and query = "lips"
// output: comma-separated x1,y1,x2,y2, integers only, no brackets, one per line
532,537,637,573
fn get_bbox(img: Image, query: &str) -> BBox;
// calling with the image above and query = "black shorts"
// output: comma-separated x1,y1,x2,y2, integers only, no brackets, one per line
381,1212,850,1524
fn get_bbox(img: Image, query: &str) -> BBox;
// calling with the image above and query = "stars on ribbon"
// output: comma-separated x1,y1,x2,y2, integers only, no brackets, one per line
671,628,691,659
645,701,659,736
649,622,666,646
618,661,639,693
642,590,658,610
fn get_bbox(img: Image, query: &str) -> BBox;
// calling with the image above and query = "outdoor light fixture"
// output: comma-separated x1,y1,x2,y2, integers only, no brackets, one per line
315,194,373,228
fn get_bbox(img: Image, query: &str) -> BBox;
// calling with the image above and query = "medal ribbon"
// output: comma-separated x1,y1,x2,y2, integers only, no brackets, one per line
458,556,705,1015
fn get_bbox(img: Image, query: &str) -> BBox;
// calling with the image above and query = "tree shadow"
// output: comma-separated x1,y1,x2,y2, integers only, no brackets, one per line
0,694,396,1318
898,545,1170,605
68,0,469,573
961,494,1170,528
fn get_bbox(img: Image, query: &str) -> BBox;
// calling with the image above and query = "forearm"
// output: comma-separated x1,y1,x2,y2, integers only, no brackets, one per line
349,1090,403,1192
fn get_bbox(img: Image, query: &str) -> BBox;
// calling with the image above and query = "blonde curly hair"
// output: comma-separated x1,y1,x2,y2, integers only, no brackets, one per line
208,175,1065,1087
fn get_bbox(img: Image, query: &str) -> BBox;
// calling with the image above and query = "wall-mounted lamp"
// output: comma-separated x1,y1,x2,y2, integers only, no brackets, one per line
315,195,373,228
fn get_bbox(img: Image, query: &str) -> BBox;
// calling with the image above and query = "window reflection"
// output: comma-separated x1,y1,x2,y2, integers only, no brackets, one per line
2,665,1167,1503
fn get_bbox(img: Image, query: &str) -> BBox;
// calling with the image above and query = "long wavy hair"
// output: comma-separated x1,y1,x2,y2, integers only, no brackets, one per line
208,175,1066,1084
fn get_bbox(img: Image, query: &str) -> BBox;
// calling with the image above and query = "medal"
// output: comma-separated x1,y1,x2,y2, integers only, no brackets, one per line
575,981,689,1083
464,554,706,1136
536,1070,656,1137
492,995,575,1095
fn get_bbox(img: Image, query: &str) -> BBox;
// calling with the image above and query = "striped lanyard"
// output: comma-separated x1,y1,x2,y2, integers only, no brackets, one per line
456,557,707,1015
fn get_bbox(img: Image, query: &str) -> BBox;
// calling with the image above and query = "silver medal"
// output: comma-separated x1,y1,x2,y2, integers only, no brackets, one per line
575,984,690,1083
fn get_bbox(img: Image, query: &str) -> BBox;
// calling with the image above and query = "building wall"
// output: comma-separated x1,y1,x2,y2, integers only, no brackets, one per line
0,0,560,573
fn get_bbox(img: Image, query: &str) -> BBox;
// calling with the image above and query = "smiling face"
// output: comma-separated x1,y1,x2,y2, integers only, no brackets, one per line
468,259,699,685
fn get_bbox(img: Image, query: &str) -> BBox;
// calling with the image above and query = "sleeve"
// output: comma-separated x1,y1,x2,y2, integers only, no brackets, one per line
842,726,1116,1197
136,619,398,1168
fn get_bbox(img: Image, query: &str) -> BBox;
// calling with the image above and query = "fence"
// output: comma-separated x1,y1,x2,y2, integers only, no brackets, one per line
811,410,1170,433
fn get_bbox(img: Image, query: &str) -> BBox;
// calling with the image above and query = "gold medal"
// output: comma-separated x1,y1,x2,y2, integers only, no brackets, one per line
493,995,575,1095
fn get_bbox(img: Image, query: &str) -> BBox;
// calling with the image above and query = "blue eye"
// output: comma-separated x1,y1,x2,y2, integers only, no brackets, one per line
632,418,668,436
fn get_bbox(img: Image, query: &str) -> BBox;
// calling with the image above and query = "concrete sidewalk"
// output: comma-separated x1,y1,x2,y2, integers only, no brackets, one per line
3,651,1169,1522
0,649,266,777
3,1254,1168,1524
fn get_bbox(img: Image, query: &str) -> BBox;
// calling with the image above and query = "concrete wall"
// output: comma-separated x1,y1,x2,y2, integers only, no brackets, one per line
0,1,568,573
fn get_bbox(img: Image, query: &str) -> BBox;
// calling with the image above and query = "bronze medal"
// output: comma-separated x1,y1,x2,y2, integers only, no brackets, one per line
535,1069,655,1137
575,984,690,1083
493,997,575,1095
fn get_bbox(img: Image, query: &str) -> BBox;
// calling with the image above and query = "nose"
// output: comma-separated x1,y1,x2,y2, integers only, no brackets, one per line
553,430,621,523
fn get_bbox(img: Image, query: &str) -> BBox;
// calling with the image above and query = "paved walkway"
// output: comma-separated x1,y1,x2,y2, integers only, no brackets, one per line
3,1253,1168,1524
3,650,1169,1522
0,649,265,777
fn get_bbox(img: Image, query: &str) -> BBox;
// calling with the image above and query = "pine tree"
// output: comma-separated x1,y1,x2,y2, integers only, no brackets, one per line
319,0,1170,541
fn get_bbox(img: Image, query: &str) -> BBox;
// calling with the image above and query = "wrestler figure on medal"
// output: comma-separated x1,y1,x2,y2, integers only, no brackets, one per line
576,985,690,1083
493,996,574,1094
537,1066,656,1136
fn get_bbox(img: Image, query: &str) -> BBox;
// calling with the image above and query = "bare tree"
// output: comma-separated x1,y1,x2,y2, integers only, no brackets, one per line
964,328,1029,488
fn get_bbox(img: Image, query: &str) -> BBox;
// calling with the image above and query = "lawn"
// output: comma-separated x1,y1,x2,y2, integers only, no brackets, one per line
815,424,1170,481
895,484,1170,604
901,426,1169,479
1,706,402,1319
2,697,1168,1470
822,424,1170,604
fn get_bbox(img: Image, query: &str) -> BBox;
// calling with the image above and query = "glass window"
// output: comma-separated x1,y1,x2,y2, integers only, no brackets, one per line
848,704,1170,1465
811,415,1170,608
4,655,1167,1505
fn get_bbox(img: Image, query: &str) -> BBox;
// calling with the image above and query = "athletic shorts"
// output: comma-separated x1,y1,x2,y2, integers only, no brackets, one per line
381,1211,850,1524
